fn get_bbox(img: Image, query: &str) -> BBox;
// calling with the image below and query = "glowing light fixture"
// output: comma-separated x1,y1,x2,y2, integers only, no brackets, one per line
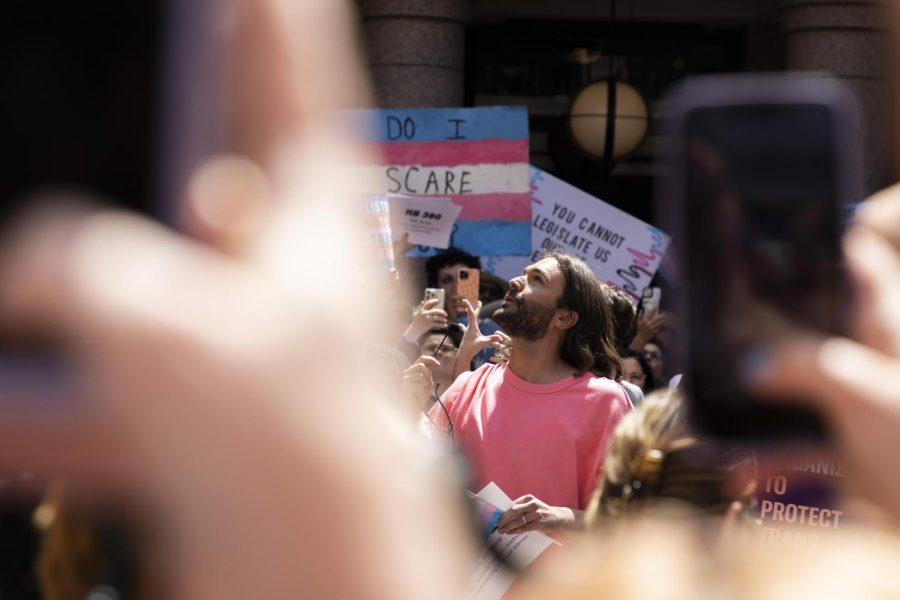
567,80,649,161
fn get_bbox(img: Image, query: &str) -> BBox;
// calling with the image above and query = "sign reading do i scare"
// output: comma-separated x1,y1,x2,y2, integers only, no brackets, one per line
482,167,671,298
348,106,532,256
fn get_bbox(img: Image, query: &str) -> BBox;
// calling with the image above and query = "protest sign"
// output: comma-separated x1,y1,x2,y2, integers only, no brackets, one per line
387,195,463,249
482,167,671,298
363,195,395,274
346,106,532,256
757,459,846,550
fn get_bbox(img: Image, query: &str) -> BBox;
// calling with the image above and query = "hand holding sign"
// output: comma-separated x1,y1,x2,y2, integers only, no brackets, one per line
388,195,463,249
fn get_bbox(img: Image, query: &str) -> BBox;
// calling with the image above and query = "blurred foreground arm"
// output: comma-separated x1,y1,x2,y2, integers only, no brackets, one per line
0,1,470,598
749,185,900,524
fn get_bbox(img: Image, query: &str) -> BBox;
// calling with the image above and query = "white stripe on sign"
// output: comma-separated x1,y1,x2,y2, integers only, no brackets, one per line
353,164,531,196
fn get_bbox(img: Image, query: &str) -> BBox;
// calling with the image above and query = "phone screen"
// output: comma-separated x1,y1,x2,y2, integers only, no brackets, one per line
683,103,846,439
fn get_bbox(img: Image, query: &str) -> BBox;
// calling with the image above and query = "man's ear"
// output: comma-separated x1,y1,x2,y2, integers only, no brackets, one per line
556,308,579,331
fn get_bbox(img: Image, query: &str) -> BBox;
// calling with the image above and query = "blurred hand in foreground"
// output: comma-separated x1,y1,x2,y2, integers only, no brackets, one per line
0,1,470,598
454,299,507,378
748,185,900,524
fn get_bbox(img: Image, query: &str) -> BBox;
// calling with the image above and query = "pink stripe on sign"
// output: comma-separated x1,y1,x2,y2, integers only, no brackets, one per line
366,139,529,167
446,193,532,221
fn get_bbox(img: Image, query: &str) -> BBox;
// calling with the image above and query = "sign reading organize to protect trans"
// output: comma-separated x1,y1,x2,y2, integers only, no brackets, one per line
347,106,532,256
482,167,671,298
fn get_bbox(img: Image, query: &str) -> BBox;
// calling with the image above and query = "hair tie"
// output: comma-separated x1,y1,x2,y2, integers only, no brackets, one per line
620,448,665,502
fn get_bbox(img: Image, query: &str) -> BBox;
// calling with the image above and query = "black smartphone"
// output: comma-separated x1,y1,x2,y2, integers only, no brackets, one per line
0,3,166,403
0,1,226,406
659,74,863,441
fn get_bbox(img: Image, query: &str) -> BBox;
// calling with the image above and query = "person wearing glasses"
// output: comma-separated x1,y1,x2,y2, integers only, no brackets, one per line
414,251,632,534
424,248,503,368
415,327,462,412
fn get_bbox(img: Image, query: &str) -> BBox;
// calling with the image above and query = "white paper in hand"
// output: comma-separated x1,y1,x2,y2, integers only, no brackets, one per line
466,482,558,600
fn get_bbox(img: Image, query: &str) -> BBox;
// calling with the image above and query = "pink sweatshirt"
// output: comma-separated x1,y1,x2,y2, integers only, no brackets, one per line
426,362,632,509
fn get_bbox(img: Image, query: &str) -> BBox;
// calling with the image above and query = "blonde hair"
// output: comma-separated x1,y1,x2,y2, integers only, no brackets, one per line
521,519,900,600
587,390,756,526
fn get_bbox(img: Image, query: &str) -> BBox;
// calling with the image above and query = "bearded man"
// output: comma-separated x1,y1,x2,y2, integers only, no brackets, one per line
412,251,632,533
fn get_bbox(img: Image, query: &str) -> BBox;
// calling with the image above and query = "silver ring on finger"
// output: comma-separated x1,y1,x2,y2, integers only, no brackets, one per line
521,515,527,526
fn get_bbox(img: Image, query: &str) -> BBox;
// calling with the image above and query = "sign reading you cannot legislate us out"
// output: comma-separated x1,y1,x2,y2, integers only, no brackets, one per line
482,167,671,298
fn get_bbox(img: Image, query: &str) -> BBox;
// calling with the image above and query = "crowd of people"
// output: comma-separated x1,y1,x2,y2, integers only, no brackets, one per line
6,0,900,598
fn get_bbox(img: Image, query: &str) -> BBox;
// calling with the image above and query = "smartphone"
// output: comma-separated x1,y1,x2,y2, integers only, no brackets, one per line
424,288,446,310
456,268,481,309
659,74,862,441
0,1,226,407
641,287,662,315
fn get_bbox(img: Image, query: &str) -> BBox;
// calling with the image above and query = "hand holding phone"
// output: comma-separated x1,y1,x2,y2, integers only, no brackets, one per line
641,287,662,315
456,268,481,310
424,288,446,310
404,291,449,343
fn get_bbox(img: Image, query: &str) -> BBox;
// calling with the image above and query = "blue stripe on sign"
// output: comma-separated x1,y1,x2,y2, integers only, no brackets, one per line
484,510,503,537
345,106,528,143
450,220,532,256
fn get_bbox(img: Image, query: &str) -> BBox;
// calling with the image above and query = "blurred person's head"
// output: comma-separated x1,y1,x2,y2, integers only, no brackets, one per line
588,390,755,525
642,341,666,384
418,327,462,391
602,283,637,349
522,519,900,600
622,351,654,392
35,484,156,600
494,251,621,378
424,248,481,319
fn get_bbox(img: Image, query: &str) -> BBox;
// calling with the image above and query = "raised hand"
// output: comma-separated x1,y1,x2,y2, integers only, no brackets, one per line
454,298,506,378
404,297,449,342
629,306,664,351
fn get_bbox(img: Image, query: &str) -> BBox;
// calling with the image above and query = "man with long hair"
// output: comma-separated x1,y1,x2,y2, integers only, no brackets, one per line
414,251,632,533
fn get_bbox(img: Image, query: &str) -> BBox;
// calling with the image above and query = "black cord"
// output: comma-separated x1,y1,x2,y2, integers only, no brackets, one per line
432,383,455,445
423,329,456,444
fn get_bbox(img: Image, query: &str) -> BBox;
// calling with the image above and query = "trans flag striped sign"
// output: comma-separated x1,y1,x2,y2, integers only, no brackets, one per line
349,106,532,256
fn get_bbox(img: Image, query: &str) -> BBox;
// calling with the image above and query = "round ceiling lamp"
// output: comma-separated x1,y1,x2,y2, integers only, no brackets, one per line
567,80,649,161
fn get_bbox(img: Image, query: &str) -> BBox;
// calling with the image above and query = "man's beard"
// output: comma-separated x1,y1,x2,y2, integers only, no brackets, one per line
493,295,557,341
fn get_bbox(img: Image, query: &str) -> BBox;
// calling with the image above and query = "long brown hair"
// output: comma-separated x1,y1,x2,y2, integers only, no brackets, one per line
547,251,623,379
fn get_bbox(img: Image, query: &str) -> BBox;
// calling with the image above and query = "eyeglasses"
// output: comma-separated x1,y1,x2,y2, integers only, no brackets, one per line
422,343,457,356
